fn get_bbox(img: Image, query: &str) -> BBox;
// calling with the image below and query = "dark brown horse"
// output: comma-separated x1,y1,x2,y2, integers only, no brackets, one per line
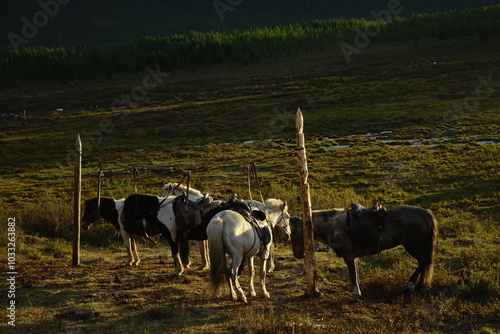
290,205,437,296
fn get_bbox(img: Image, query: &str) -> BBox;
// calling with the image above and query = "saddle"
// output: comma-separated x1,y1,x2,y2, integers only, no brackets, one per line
346,203,385,251
205,198,272,247
173,193,216,232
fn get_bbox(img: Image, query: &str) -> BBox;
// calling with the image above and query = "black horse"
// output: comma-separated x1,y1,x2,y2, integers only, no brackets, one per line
290,205,437,295
81,197,161,266
121,193,222,276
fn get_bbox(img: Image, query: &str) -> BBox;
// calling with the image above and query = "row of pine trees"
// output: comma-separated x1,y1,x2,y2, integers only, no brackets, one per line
0,5,499,88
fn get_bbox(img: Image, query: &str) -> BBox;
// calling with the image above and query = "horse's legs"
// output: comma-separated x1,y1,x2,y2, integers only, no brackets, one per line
404,245,431,291
248,257,256,297
198,240,209,270
259,255,270,298
178,232,191,269
229,255,247,303
266,248,275,274
344,257,362,296
226,267,238,301
120,230,134,266
131,238,140,266
164,234,184,276
407,258,428,291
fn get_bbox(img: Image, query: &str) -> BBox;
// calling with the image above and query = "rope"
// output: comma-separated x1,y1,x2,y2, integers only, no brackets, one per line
247,162,265,207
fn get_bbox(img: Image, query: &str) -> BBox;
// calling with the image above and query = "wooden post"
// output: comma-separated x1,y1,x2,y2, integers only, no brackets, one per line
132,167,139,193
295,108,320,296
97,161,103,214
72,134,82,266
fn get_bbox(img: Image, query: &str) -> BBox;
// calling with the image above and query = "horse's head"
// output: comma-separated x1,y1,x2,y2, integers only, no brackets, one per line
289,216,305,259
81,198,100,230
162,182,204,199
265,199,291,243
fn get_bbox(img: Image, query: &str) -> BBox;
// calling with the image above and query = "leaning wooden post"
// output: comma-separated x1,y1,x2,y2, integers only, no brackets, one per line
97,161,103,215
295,108,320,296
72,134,82,266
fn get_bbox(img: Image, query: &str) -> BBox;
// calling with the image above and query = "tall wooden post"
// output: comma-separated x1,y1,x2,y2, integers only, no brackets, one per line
295,108,320,296
97,161,103,212
72,134,82,266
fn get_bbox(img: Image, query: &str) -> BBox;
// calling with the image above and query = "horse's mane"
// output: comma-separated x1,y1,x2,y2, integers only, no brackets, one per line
85,196,116,204
264,198,284,209
162,182,204,197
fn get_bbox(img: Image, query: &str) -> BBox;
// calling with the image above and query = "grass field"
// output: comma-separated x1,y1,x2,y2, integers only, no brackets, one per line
0,35,499,333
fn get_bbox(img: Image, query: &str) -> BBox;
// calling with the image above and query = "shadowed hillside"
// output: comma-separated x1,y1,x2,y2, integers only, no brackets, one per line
1,0,499,49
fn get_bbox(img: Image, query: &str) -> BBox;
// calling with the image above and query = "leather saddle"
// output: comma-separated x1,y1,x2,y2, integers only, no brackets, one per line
346,203,385,250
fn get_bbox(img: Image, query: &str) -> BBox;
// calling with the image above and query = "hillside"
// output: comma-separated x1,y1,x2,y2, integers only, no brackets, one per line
1,5,499,89
1,0,499,49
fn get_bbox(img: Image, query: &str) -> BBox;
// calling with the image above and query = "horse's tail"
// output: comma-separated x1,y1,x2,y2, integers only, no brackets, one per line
419,209,438,289
208,217,226,293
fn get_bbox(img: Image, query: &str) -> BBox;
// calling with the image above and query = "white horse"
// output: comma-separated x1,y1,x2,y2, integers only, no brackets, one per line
162,183,291,272
207,209,272,303
162,183,291,273
242,198,290,273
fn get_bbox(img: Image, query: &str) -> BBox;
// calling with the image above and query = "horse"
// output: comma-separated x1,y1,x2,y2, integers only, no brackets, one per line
290,205,437,296
122,193,222,276
242,198,290,273
162,182,204,199
81,197,161,266
162,183,210,269
207,209,273,303
163,183,292,271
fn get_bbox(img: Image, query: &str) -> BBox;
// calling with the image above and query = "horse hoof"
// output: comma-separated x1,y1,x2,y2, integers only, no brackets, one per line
134,261,140,266
171,271,183,277
406,282,416,292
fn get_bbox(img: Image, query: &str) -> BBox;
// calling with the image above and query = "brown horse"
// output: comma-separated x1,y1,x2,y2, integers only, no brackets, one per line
290,205,437,296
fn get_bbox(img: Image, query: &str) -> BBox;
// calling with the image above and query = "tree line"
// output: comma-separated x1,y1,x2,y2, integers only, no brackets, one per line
0,5,498,88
